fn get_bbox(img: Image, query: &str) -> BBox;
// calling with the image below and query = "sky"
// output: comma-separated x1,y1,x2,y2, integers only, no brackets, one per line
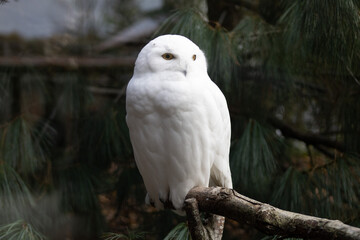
0,0,66,38
0,0,163,39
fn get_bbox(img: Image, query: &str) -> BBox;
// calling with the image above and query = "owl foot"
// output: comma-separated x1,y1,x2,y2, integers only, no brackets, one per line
159,197,176,210
145,194,155,207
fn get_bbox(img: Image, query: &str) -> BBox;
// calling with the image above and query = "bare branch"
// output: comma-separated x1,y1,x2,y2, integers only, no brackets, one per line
184,198,225,240
229,104,344,154
186,187,360,240
184,198,207,239
268,117,345,152
0,56,135,70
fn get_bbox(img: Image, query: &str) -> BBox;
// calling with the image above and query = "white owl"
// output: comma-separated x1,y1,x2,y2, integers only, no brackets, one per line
126,34,232,211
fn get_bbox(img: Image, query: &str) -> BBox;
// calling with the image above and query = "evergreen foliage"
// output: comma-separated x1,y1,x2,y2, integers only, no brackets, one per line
102,229,147,240
163,223,191,240
230,119,278,188
0,0,360,239
155,1,360,237
0,219,46,240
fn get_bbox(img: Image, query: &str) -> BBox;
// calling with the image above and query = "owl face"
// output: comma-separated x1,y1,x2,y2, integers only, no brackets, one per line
134,35,208,77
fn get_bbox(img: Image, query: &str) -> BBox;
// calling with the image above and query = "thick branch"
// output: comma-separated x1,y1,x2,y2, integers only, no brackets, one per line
186,187,360,240
268,117,345,152
184,198,207,239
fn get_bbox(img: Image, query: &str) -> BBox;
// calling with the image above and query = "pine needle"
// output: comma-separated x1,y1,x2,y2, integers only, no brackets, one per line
163,222,191,240
0,219,46,240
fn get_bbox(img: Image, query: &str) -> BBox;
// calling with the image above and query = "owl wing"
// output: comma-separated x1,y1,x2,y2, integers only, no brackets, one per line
206,79,233,189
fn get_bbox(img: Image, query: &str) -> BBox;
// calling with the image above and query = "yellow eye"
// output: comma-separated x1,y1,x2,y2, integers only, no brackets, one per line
192,54,196,61
162,53,175,60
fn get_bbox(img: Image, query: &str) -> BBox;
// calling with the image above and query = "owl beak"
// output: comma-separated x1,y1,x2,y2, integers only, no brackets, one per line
182,62,188,76
179,60,188,77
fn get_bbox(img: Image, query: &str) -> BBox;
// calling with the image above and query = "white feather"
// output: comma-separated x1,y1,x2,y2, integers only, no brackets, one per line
126,34,232,211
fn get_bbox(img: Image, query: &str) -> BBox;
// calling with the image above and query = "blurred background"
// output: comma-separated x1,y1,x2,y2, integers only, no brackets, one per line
0,0,360,239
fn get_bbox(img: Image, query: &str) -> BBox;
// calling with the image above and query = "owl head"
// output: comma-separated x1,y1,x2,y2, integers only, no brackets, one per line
134,35,208,77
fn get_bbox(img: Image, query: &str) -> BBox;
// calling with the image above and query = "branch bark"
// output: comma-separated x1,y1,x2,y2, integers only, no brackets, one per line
184,198,208,239
184,198,225,240
185,186,360,240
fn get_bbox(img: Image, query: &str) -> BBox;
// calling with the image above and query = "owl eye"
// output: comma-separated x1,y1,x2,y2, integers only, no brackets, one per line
162,53,175,60
192,54,196,61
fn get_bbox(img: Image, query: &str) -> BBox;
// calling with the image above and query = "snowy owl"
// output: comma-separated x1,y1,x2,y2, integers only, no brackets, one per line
126,34,232,211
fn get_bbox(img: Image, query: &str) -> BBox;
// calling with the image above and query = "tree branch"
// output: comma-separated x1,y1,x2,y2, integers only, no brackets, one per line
184,198,225,240
186,186,360,240
184,198,207,239
268,117,345,152
0,56,135,70
229,104,344,155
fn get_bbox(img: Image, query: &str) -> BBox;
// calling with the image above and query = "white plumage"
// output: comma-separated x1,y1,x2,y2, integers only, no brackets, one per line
126,34,232,211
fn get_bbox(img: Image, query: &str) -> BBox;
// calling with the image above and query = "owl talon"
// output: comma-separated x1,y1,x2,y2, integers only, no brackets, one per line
145,194,155,207
159,197,175,210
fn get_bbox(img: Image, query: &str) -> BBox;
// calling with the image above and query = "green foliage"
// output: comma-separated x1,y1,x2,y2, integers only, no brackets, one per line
230,120,278,190
270,167,309,214
268,155,360,220
54,163,105,237
0,71,119,238
0,117,47,174
156,9,210,50
0,163,34,220
232,15,281,66
311,157,360,219
57,74,94,118
163,222,191,240
0,219,46,240
280,0,360,76
158,2,360,238
79,107,132,169
156,9,237,90
102,230,147,240
55,164,99,213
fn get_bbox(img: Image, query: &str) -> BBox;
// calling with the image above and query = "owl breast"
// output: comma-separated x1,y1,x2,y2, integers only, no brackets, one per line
126,72,219,210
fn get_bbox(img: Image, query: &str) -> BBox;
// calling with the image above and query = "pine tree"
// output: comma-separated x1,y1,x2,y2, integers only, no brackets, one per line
159,0,360,238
